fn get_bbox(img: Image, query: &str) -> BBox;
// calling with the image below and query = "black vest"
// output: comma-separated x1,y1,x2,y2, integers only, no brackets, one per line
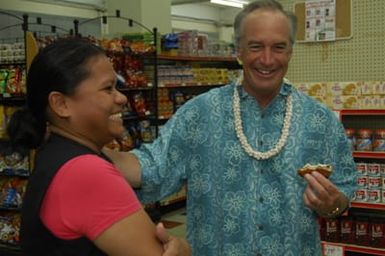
20,134,107,256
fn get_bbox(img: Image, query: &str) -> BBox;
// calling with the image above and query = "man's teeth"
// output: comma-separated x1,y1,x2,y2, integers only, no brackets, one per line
109,113,122,120
258,69,273,74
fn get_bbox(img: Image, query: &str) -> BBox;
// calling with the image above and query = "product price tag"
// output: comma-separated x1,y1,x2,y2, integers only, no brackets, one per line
322,243,344,256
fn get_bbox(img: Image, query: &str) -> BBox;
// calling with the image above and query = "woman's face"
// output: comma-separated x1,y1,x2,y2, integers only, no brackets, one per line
66,55,127,147
237,9,293,100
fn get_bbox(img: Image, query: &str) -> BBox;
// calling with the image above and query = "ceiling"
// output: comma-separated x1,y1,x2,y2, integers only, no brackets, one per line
171,0,211,5
171,0,250,8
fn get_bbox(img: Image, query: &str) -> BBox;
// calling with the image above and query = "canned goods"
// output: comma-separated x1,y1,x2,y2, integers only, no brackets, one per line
354,189,368,202
368,163,381,177
357,175,368,188
345,128,356,151
356,129,372,151
382,190,385,204
356,163,368,175
368,189,381,203
373,129,385,151
368,177,382,189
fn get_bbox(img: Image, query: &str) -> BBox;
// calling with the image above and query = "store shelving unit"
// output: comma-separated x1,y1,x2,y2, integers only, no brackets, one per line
321,109,385,255
322,241,385,256
0,11,30,255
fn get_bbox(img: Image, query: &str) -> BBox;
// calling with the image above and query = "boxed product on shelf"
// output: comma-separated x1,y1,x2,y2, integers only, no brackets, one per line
340,216,355,244
295,81,385,110
0,42,25,64
321,214,385,248
0,212,20,245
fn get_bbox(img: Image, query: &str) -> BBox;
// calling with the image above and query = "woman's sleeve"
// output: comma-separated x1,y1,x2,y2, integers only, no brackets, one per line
40,154,142,240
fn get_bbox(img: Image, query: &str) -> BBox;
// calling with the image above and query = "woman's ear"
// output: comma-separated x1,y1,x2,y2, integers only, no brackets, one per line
48,91,71,118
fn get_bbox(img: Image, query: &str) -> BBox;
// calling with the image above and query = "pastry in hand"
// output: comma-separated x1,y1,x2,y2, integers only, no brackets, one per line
297,163,333,178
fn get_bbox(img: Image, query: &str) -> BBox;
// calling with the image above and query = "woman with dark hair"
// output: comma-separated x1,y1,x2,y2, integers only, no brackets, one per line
7,38,190,256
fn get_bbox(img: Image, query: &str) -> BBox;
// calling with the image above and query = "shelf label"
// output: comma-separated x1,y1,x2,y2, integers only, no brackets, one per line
323,243,344,256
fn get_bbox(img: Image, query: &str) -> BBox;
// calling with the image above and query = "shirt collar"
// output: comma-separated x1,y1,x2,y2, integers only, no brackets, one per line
237,78,293,100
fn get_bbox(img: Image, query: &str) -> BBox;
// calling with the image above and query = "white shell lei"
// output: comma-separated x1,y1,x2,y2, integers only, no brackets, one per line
233,84,293,160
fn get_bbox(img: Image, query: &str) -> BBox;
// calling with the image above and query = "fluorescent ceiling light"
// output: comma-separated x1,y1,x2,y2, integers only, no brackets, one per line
210,0,248,8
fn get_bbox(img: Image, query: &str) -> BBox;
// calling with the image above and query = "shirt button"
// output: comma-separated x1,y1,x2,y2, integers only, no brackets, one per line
257,225,264,230
256,254,262,256
259,140,263,146
259,197,264,203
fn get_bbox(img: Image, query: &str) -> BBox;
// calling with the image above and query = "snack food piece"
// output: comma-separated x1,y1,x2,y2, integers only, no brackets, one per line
297,164,333,178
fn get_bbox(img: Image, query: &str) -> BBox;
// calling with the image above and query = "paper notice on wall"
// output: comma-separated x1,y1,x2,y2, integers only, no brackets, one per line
305,0,336,42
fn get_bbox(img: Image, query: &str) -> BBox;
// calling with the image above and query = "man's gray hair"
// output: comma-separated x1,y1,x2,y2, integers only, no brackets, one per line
234,0,297,47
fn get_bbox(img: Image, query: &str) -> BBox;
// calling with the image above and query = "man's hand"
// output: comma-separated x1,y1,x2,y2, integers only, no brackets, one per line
156,222,191,256
303,171,349,217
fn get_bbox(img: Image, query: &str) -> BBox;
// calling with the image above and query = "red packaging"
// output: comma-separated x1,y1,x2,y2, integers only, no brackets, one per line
370,218,385,248
340,216,354,244
326,218,340,242
355,217,370,246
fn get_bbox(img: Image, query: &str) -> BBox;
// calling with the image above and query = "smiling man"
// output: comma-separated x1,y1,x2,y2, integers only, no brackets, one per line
106,1,358,255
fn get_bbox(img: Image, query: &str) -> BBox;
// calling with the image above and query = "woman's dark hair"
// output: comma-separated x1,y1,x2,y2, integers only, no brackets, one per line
234,0,297,48
6,38,106,155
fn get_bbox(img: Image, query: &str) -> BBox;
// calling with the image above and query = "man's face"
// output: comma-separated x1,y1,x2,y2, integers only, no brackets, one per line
237,9,293,98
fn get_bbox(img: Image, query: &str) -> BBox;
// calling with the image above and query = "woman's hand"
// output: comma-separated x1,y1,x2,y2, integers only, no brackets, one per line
156,222,192,256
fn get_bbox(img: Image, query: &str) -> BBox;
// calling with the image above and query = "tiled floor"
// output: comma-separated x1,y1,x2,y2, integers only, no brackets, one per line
160,207,187,238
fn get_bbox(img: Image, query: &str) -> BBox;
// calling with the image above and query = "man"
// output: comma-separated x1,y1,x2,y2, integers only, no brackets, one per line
107,1,357,255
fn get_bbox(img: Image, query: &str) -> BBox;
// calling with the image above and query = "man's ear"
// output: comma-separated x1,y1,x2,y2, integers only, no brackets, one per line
48,91,71,118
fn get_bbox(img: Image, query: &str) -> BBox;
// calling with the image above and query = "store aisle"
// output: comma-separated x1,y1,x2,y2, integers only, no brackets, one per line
160,207,187,238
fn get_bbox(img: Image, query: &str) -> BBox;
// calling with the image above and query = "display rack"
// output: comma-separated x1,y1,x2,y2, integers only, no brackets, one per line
322,241,385,256
321,109,385,255
0,10,29,255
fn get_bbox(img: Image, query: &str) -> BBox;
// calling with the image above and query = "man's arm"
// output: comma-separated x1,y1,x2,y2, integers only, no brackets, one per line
103,148,142,188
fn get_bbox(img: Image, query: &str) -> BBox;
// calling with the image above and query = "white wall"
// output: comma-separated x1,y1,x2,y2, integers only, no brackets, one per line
0,0,101,18
171,3,239,43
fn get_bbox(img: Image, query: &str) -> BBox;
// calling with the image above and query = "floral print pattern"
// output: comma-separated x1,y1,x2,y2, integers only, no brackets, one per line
133,82,357,255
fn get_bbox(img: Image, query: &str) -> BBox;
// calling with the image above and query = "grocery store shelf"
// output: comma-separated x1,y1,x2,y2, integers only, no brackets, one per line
158,82,225,88
321,241,385,255
339,109,385,116
352,151,385,159
351,202,385,211
158,54,237,62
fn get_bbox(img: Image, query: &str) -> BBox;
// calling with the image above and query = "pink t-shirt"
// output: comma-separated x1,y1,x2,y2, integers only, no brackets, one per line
40,154,141,240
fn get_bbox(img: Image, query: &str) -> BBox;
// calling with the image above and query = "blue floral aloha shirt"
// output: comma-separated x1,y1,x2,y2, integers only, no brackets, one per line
132,81,357,256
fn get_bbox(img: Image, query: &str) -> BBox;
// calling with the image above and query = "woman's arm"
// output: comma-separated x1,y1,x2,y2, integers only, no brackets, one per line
103,149,142,188
93,208,163,255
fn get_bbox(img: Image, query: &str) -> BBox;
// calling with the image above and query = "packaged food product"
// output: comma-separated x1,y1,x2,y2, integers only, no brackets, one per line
325,218,340,242
356,129,372,151
340,216,354,244
373,129,385,151
345,128,356,151
370,218,385,248
355,216,370,246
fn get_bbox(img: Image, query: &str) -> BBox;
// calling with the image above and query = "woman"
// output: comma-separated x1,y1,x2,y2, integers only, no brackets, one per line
7,38,190,256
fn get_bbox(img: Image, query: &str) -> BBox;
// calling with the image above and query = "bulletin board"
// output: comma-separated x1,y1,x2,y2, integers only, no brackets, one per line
294,0,352,42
